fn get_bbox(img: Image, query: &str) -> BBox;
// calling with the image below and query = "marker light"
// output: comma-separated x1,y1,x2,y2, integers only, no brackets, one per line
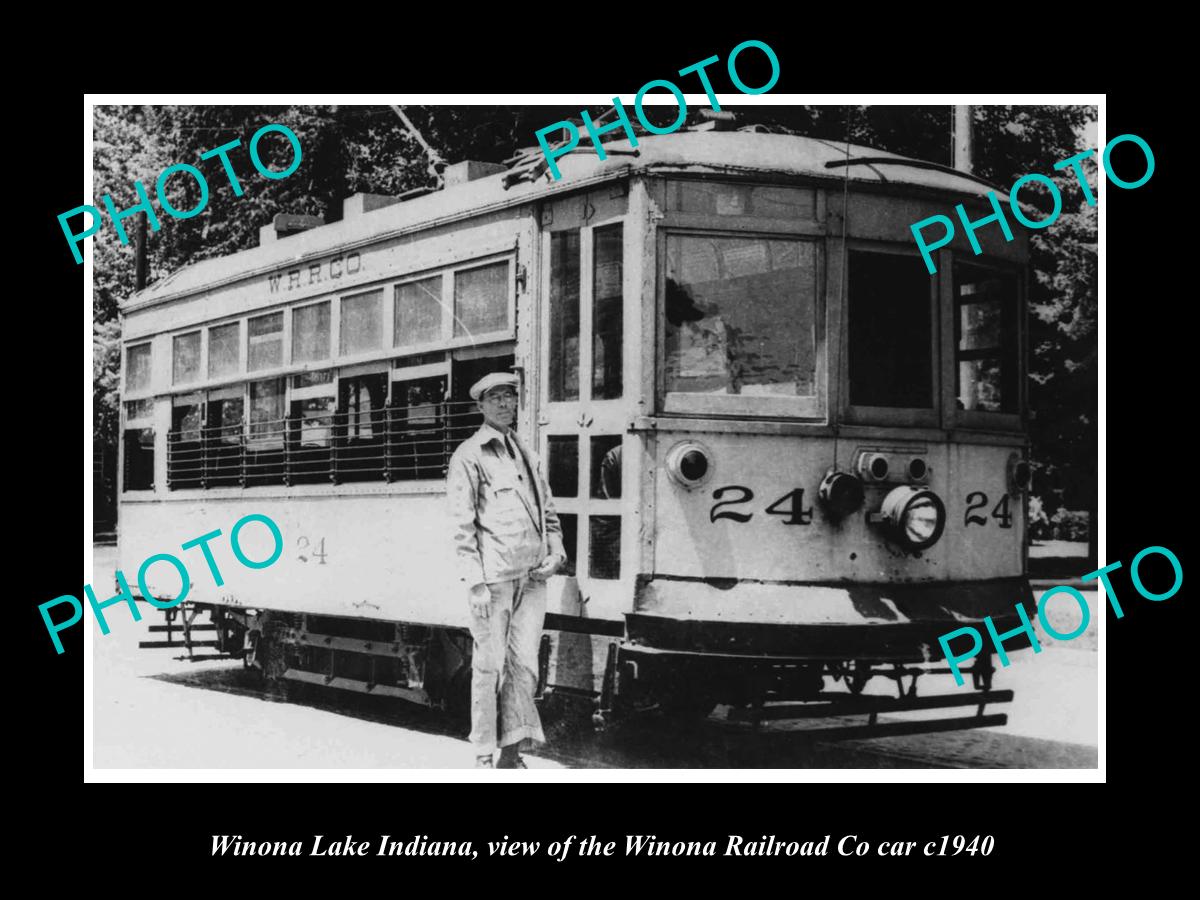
666,441,713,488
879,485,946,551
858,452,889,482
818,470,864,520
907,458,929,482
1008,453,1032,493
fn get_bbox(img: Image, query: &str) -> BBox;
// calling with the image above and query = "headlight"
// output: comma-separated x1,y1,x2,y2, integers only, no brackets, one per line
666,441,713,488
818,470,864,520
879,485,946,551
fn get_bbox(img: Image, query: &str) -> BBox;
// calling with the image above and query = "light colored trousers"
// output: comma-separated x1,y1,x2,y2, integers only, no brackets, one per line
467,575,547,755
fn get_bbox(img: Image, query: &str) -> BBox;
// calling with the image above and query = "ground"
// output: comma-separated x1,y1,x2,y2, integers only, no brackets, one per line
89,544,1098,770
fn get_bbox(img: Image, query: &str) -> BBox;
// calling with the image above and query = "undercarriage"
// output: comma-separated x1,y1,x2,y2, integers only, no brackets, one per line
140,602,1012,742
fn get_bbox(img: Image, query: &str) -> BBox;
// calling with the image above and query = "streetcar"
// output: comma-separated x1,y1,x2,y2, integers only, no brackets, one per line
117,116,1033,739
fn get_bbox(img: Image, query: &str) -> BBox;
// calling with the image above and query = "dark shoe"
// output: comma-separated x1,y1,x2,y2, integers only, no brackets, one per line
475,755,494,768
496,752,527,769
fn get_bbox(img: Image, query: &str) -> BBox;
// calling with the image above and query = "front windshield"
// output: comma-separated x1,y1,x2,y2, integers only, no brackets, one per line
663,234,817,400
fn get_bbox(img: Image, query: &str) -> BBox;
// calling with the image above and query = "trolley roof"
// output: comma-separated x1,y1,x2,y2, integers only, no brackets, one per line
125,131,1003,312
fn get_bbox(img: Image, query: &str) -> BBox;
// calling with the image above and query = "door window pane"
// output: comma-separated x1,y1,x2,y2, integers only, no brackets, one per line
292,302,330,363
956,264,1019,413
126,344,152,392
557,513,577,578
593,225,623,399
549,231,580,401
248,312,283,371
589,515,621,579
848,251,933,408
547,436,578,498
454,261,508,336
173,332,201,385
395,275,443,347
590,436,622,499
341,290,382,356
665,235,817,397
208,322,240,378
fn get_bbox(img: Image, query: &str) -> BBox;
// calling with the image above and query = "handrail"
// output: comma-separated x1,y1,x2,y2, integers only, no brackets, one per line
165,400,485,489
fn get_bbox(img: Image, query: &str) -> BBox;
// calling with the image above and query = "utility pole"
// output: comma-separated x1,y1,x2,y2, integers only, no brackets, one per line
952,105,973,173
135,212,148,291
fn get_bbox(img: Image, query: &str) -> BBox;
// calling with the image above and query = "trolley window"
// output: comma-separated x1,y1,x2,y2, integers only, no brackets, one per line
126,343,152,394
338,371,388,482
955,263,1019,415
125,398,154,422
208,322,240,379
663,234,819,416
454,261,508,337
666,182,815,220
168,394,204,489
123,428,155,491
389,371,448,481
847,249,935,412
172,331,201,386
394,275,443,348
248,312,283,372
249,377,286,443
205,387,244,487
292,301,331,364
247,377,286,484
341,290,383,356
289,370,335,484
122,396,154,492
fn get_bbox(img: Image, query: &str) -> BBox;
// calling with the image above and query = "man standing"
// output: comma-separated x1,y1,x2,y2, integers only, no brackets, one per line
447,372,567,768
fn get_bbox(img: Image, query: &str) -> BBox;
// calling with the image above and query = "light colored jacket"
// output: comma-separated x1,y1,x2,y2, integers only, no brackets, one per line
447,423,566,590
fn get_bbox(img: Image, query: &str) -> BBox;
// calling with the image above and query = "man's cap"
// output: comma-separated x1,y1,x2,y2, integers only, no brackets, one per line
469,372,519,401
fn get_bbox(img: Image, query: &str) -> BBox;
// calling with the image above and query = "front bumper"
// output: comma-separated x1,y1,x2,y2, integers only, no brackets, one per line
628,575,1035,662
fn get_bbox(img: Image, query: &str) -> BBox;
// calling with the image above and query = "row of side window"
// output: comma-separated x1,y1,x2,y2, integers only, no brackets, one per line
125,259,511,394
122,352,513,492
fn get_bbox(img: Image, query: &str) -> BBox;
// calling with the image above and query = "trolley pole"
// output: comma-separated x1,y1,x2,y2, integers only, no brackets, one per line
952,105,973,174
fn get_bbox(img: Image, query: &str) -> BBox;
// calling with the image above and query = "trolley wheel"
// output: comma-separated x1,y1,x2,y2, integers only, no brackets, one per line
848,660,872,696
